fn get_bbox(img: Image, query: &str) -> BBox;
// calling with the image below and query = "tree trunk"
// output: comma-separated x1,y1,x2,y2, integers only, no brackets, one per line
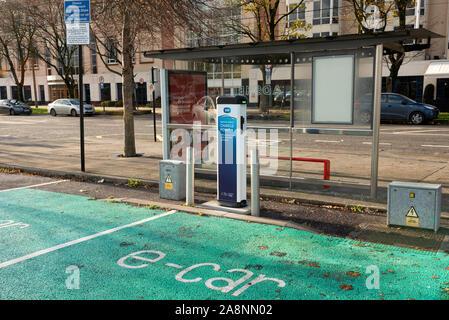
386,51,405,93
16,83,24,102
122,8,137,157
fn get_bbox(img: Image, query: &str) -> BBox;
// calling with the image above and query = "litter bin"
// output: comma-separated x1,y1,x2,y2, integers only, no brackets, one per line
159,160,186,201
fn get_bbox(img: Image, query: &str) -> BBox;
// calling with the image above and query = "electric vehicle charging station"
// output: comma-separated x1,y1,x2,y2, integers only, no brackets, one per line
217,96,248,208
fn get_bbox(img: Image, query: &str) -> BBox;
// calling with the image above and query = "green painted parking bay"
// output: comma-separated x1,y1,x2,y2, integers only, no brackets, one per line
0,189,167,263
1,189,449,300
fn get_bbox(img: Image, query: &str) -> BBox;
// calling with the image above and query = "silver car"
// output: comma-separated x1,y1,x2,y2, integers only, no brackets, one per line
0,99,31,115
48,99,95,117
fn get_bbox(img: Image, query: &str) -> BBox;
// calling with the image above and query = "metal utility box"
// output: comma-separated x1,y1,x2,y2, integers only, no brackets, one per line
388,181,442,232
159,160,186,201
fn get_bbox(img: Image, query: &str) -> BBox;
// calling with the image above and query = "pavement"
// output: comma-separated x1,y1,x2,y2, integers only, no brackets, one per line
1,114,449,252
2,113,449,214
1,174,449,300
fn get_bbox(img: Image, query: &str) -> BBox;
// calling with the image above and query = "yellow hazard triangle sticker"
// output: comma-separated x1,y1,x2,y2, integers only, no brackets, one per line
405,207,419,227
406,207,419,218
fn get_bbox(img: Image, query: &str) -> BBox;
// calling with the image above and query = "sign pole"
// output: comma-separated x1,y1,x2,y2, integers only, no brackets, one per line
65,0,90,172
79,45,85,172
152,67,157,142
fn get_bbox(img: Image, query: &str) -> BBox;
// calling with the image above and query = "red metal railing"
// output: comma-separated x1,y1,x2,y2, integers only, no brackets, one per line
248,154,331,189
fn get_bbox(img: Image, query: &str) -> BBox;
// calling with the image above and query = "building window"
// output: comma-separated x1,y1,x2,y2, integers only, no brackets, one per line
313,0,338,25
287,2,306,39
135,82,147,105
186,6,241,48
406,0,425,16
312,32,338,38
189,62,241,80
332,0,339,23
100,83,111,101
0,86,7,99
287,3,306,28
45,47,52,76
70,46,79,75
117,83,122,101
17,47,26,70
106,38,118,65
90,40,98,74
39,85,45,103
24,86,32,101
11,86,18,100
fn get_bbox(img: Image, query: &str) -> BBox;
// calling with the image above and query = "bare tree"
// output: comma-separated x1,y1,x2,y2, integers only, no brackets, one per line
223,0,308,114
28,0,80,98
343,0,412,92
0,0,37,102
91,0,211,157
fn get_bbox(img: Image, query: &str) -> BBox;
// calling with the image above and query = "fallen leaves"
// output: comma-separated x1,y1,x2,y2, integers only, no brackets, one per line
298,260,321,268
270,251,287,257
339,284,354,291
345,271,362,277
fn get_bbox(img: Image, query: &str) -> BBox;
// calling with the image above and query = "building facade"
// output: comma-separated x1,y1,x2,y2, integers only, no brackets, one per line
0,0,448,109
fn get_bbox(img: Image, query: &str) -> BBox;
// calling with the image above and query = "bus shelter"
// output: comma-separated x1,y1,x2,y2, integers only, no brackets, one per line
145,29,441,199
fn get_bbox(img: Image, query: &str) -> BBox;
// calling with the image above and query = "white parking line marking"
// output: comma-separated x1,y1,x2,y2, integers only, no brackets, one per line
315,140,342,143
363,142,392,146
422,145,449,148
0,210,177,270
0,120,48,125
0,180,69,193
392,129,445,135
165,263,184,269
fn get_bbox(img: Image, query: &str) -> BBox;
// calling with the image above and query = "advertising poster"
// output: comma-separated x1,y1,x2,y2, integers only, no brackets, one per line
168,71,208,125
168,71,210,162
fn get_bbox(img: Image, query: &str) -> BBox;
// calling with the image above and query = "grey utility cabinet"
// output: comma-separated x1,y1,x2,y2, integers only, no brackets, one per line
159,160,186,201
388,181,442,232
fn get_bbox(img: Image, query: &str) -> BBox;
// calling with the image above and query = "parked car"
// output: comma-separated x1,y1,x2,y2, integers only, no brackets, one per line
0,99,32,115
48,99,95,117
355,93,440,125
381,93,439,125
10,100,32,115
192,96,216,124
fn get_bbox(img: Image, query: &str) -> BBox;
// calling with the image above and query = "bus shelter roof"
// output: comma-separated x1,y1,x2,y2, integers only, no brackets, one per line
144,29,442,65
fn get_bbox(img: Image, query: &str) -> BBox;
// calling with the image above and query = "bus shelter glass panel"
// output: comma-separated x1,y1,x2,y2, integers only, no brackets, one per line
294,47,375,129
291,48,376,187
246,65,291,127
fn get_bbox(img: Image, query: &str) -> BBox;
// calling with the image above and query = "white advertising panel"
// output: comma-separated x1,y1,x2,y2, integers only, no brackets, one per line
312,55,354,124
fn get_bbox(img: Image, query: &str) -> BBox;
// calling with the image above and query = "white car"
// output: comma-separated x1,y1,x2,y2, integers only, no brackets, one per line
192,96,216,124
48,99,95,117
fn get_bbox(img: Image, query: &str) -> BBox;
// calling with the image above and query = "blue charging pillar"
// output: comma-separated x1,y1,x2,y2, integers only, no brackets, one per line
217,96,247,208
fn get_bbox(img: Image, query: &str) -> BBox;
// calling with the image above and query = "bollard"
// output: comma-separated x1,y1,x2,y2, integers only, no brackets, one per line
251,149,260,217
186,147,195,206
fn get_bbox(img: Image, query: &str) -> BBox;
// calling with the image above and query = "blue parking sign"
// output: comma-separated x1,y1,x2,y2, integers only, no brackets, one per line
65,0,91,24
